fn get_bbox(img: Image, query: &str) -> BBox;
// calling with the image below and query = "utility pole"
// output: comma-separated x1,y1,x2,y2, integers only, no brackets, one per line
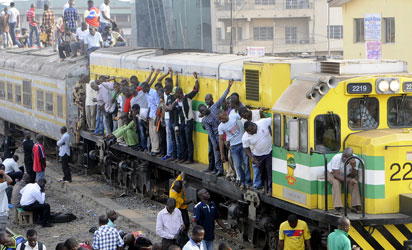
230,0,233,54
327,1,331,58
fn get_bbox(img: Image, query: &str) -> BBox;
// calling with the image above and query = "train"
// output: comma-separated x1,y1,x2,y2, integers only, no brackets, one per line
1,47,412,249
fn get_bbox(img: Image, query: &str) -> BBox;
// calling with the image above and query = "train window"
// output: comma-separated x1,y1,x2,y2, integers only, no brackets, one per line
299,119,308,153
273,114,281,146
315,114,341,153
45,92,53,114
348,97,379,129
0,81,5,99
36,90,44,111
6,82,13,102
57,95,63,118
23,80,32,109
388,96,412,127
15,85,22,104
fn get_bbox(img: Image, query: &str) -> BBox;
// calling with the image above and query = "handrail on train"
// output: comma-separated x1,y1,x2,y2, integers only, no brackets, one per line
343,156,366,218
310,149,329,212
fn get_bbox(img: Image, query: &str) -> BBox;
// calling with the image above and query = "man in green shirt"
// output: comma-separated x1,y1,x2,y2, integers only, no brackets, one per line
327,216,354,250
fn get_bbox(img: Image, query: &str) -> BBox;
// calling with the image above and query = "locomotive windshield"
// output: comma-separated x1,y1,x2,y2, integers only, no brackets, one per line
315,114,341,153
348,97,379,129
388,96,412,127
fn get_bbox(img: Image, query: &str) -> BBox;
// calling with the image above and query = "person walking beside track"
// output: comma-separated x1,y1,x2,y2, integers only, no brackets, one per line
57,126,71,183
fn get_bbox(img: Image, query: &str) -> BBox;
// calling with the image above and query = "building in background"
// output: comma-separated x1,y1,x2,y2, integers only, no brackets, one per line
212,0,343,56
329,0,410,70
132,0,212,51
5,0,132,41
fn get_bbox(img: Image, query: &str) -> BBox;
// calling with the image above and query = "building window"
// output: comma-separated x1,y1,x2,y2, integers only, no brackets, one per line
383,17,395,43
285,26,297,44
253,27,273,41
237,27,242,41
15,85,21,104
354,18,365,43
255,0,275,5
286,0,310,9
328,25,343,39
216,28,222,40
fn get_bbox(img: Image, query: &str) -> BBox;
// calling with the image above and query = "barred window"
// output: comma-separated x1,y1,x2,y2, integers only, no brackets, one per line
6,82,13,101
253,27,273,41
15,85,22,104
23,80,32,108
37,90,44,111
328,25,343,39
354,18,365,43
255,0,275,5
285,26,297,44
383,17,395,43
45,92,53,114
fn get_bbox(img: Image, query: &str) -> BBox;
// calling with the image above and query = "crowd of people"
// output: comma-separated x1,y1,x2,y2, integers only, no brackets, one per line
0,0,126,60
80,67,274,195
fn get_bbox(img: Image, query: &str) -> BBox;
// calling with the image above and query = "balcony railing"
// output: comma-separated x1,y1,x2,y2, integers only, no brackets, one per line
214,0,313,11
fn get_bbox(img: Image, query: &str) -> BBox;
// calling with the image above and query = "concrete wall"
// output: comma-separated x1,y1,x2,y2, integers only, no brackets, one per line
342,0,412,70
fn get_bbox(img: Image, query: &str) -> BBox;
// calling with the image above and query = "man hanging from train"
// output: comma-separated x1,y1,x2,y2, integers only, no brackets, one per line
198,80,233,176
327,147,361,214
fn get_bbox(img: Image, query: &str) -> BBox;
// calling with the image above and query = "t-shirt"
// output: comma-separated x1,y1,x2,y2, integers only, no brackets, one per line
193,201,219,241
0,182,8,216
218,113,244,146
279,220,311,250
3,158,20,174
327,229,351,250
123,96,133,113
84,32,103,48
99,3,110,24
242,118,272,156
76,27,89,41
84,7,100,27
7,7,19,23
327,153,359,175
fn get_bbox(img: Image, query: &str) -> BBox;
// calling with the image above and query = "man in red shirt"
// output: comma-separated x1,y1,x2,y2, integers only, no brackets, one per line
84,0,100,28
32,135,46,182
26,4,40,47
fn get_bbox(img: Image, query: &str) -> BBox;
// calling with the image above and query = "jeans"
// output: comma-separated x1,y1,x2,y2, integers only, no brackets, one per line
177,120,194,161
138,120,148,150
58,42,71,59
209,134,223,173
204,240,213,250
61,154,71,182
99,22,111,33
252,163,263,189
8,22,21,47
208,135,215,171
165,119,177,158
230,143,252,185
94,108,104,134
2,32,9,48
35,171,45,182
254,152,272,193
103,110,114,135
114,41,126,47
28,25,39,47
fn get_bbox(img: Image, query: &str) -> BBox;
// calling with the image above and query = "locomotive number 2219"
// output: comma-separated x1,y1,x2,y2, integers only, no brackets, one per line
390,163,412,181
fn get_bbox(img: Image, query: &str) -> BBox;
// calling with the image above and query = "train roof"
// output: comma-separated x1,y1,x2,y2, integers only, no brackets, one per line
0,48,87,80
90,47,318,81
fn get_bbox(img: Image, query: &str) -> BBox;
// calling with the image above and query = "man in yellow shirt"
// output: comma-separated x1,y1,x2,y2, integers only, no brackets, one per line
278,214,311,250
169,172,192,231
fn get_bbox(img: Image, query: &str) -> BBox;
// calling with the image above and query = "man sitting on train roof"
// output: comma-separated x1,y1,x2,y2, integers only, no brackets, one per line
327,147,361,214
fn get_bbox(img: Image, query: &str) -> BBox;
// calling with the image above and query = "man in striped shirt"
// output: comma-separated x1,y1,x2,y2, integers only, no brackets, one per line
63,0,79,33
41,4,54,47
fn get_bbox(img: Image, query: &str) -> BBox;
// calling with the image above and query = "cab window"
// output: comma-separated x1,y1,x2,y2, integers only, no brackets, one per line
284,115,308,153
315,114,341,153
388,96,412,127
348,97,379,129
273,114,281,147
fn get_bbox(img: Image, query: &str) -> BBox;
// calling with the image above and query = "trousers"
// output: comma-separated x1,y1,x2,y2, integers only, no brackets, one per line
21,201,51,226
148,119,159,153
327,172,361,208
85,105,97,130
61,154,71,182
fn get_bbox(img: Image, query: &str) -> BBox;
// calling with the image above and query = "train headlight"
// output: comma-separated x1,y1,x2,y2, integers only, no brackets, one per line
378,80,390,92
390,79,400,92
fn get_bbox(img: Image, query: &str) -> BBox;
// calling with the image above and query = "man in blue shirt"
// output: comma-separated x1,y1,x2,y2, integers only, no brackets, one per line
193,189,226,250
57,126,71,182
63,0,79,33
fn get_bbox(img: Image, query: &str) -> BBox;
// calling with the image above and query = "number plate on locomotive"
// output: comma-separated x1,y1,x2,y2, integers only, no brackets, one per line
403,82,412,92
347,83,372,94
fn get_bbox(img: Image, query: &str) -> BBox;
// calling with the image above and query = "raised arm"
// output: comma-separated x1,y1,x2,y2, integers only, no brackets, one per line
148,68,160,88
214,80,233,109
185,72,200,99
175,71,179,87
157,69,170,83
145,67,155,83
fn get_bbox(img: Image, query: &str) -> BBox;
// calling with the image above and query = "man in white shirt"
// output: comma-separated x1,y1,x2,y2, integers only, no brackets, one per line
327,147,361,214
83,27,102,58
242,118,273,194
97,79,118,135
156,198,184,249
73,22,88,56
183,225,207,250
57,126,71,183
99,0,112,33
7,2,21,47
86,79,98,131
2,155,23,183
20,178,52,227
16,229,46,250
0,170,12,233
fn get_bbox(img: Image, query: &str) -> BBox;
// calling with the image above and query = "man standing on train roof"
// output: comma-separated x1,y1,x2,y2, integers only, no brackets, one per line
278,214,311,250
32,135,46,182
57,126,71,183
242,118,273,194
199,80,234,176
327,147,361,214
84,0,100,28
327,216,359,250
204,94,215,173
63,0,79,33
99,0,113,33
